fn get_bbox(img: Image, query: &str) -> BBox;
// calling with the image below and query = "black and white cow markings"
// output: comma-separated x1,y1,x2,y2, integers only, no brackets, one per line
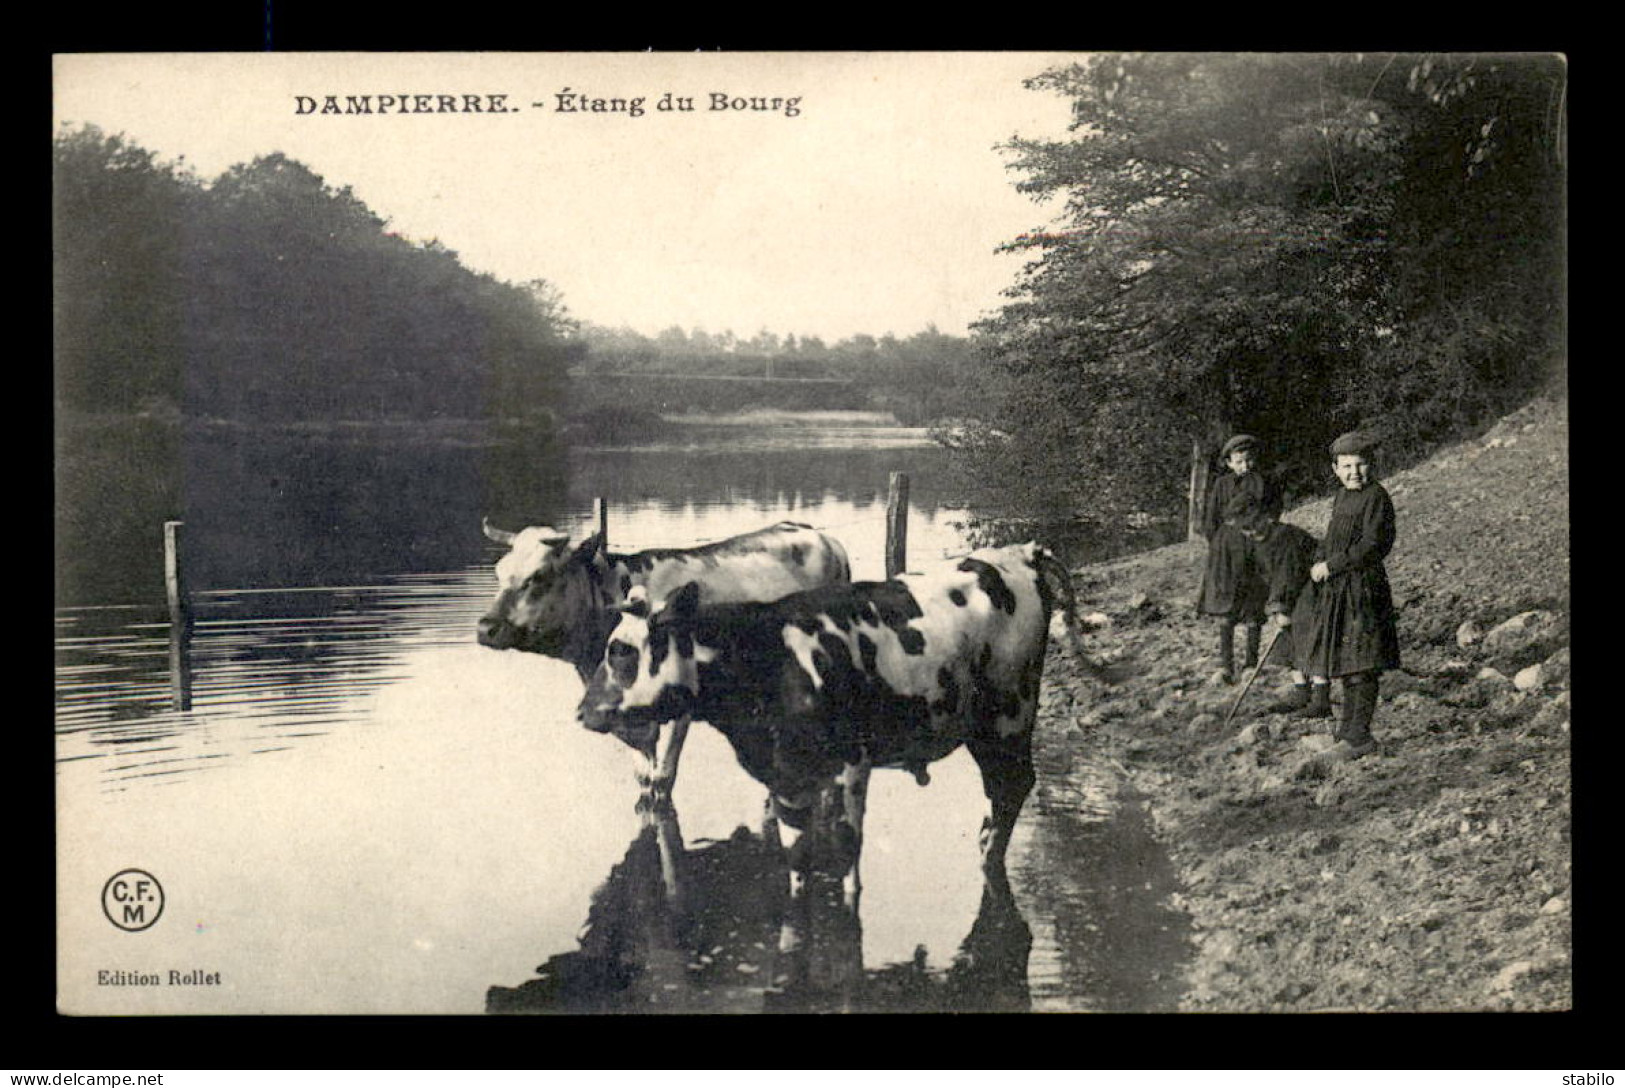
578,542,1091,955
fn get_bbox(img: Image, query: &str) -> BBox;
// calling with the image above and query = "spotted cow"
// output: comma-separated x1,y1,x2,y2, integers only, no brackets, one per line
477,520,851,795
577,542,1087,928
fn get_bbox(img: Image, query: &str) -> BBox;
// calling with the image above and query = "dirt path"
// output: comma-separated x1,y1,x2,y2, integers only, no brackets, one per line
1036,394,1571,1011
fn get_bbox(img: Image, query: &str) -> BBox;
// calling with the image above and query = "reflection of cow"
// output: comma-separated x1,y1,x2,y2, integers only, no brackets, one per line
484,800,1032,1013
477,520,850,795
577,542,1084,953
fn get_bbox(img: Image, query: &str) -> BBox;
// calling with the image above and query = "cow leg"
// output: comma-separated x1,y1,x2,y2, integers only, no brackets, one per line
835,758,871,910
626,716,691,800
967,729,1036,873
649,715,691,799
644,798,686,904
769,791,816,953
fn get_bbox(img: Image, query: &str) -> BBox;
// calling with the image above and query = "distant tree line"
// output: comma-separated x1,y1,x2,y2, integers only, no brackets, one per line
958,52,1566,529
54,125,581,423
574,322,979,424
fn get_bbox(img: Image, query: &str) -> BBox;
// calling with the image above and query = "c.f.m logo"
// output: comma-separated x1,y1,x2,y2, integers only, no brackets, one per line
102,869,165,932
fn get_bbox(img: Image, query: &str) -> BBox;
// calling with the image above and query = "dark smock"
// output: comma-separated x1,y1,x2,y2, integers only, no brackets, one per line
1259,522,1319,667
1297,481,1401,678
1196,470,1281,622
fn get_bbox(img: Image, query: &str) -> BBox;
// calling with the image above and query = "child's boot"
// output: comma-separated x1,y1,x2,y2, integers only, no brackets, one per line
1293,681,1333,721
1242,624,1261,671
1318,675,1378,762
1216,621,1236,684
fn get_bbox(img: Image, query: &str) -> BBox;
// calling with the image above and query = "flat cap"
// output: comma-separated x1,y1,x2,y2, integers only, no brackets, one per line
1220,434,1258,458
1329,430,1378,456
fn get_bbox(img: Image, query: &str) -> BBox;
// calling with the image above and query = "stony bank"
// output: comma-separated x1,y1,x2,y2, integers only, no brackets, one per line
1037,394,1571,1011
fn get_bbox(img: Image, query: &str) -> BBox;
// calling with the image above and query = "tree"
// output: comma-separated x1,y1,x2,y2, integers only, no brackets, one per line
966,52,1565,526
54,126,579,422
53,124,199,412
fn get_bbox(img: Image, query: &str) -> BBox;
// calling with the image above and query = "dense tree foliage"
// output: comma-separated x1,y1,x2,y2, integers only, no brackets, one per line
574,321,978,423
964,52,1566,528
54,125,581,422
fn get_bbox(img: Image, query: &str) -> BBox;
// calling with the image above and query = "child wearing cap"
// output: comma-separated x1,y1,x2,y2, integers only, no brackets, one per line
1299,432,1401,762
1196,434,1282,684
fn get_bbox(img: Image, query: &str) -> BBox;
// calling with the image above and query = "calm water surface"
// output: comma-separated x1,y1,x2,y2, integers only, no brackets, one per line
56,411,1186,1014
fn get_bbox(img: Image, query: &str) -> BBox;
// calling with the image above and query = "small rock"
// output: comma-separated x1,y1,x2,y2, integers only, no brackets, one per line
1477,666,1512,685
1236,722,1272,747
1481,610,1565,667
1514,664,1545,692
1299,734,1337,753
1541,896,1566,915
1491,960,1536,993
1189,712,1220,732
1456,620,1484,648
1527,697,1568,734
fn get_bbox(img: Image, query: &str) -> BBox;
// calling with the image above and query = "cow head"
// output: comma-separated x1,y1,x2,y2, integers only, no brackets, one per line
578,582,706,741
477,521,615,676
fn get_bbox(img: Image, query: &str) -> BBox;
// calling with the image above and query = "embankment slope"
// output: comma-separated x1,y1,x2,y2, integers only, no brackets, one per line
1040,394,1571,1011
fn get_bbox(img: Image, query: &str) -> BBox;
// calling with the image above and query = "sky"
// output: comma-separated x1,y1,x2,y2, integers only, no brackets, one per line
53,52,1083,342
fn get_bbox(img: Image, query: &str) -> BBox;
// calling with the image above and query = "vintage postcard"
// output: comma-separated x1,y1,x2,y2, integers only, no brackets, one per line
54,52,1570,1016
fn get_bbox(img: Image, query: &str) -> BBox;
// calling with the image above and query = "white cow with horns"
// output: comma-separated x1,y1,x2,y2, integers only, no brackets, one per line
477,519,851,796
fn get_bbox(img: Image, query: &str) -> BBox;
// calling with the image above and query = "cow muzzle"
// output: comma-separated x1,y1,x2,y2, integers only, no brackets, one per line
577,701,622,734
476,615,519,649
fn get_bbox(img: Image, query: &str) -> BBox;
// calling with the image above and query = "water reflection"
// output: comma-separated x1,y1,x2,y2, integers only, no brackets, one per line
486,798,1032,1014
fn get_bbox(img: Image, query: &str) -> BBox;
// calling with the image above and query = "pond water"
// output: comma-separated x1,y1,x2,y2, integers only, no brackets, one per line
55,410,1187,1014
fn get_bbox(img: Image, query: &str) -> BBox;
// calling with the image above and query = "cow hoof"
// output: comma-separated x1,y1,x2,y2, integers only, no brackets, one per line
633,791,674,816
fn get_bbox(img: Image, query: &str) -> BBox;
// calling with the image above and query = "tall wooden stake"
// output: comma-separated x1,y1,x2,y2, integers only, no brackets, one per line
885,471,909,578
1188,440,1207,541
164,520,193,711
594,496,608,548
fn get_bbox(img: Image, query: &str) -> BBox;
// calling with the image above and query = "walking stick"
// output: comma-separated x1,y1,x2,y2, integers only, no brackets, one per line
1222,623,1286,730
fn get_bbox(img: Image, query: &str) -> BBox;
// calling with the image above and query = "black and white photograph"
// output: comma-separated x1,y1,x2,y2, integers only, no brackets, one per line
53,51,1570,1016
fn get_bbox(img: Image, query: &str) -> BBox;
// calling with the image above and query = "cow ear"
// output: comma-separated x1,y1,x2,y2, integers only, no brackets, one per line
613,585,650,618
575,531,606,564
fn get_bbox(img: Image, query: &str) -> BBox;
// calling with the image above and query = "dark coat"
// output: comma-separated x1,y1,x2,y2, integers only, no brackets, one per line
1297,481,1401,678
1195,470,1282,621
1258,522,1319,667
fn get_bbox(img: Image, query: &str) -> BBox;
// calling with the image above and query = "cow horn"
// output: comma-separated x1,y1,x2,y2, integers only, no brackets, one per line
482,517,518,545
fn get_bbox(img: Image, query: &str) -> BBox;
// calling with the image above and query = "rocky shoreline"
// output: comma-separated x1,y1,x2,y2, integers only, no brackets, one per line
1036,395,1571,1011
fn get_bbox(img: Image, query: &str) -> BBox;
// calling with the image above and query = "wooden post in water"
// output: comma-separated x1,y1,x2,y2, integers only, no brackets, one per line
594,496,608,548
164,520,193,710
1187,440,1207,542
885,471,909,578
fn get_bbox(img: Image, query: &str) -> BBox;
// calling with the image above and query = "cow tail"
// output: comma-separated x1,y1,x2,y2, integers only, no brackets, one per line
1033,546,1107,677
